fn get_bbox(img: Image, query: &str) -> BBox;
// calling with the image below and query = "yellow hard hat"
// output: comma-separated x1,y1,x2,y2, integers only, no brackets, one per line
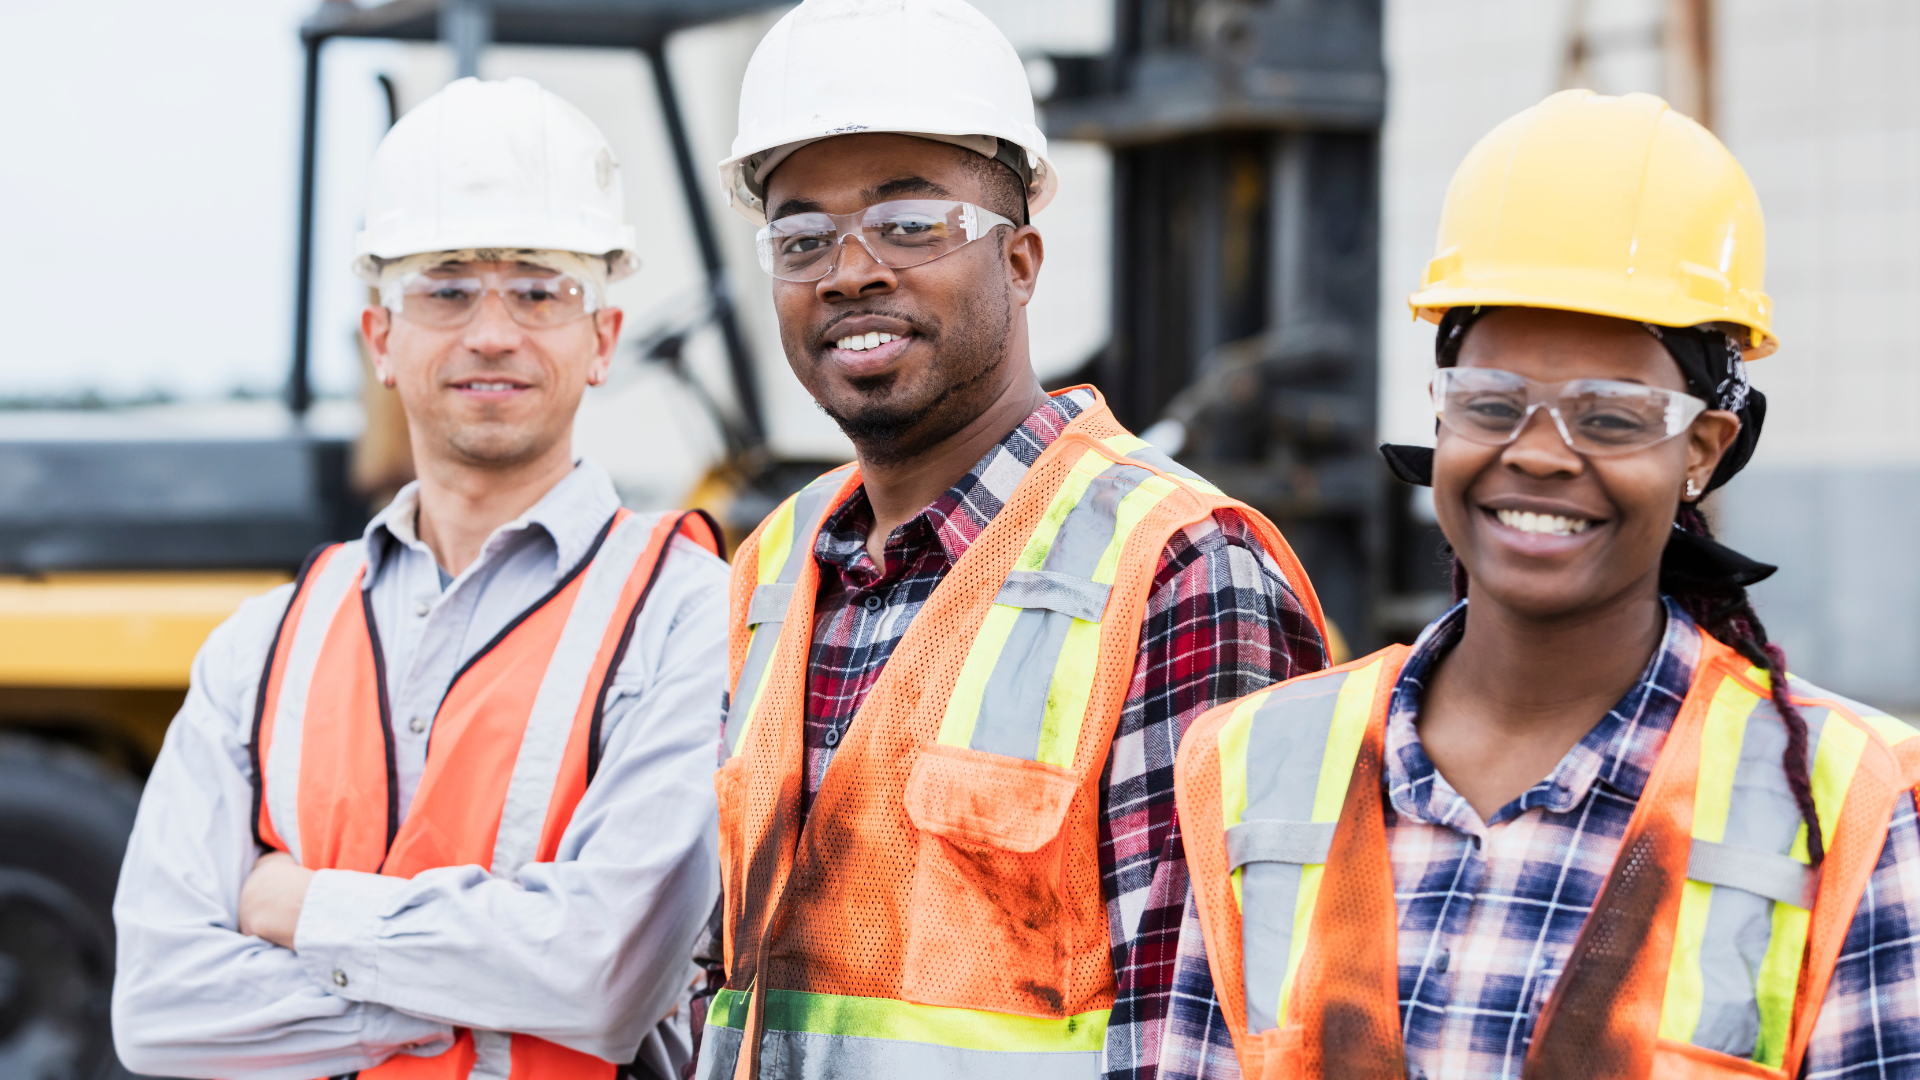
1409,90,1776,359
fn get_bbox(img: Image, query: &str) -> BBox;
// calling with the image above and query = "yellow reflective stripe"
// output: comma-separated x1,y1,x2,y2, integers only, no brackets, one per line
1275,659,1384,1026
1859,711,1918,747
1660,675,1761,1043
731,647,779,755
1750,683,1869,1067
1026,472,1179,767
1034,617,1104,768
1015,449,1109,573
707,987,1108,1054
937,604,1024,748
1091,474,1179,585
755,495,800,585
1103,433,1149,454
1219,695,1262,910
1753,901,1810,1067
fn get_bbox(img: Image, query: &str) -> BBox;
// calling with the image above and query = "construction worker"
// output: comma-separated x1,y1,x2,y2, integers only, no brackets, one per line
111,78,728,1080
693,3,1329,1078
1169,90,1920,1080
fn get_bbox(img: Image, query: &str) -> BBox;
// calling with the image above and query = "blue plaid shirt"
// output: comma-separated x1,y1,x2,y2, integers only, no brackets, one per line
1159,598,1920,1080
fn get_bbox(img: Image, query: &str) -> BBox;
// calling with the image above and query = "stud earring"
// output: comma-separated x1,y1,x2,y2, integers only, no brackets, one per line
1685,478,1701,500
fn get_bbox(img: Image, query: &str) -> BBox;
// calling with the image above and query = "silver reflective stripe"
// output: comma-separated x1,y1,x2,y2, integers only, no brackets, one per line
1226,820,1337,869
969,463,1151,760
1123,442,1216,489
264,543,366,866
994,570,1112,623
749,583,797,626
470,1029,512,1079
1688,701,1831,1055
491,512,654,878
1238,674,1348,1033
1688,839,1819,909
723,477,845,757
696,1026,1099,1080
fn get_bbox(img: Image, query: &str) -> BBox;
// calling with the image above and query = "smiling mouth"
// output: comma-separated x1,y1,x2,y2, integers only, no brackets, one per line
1494,508,1594,537
454,380,525,391
834,331,905,352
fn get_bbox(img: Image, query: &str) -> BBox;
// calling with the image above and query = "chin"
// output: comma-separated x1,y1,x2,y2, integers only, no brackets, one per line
446,426,550,468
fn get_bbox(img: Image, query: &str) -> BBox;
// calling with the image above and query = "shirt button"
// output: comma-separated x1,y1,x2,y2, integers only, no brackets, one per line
823,728,841,748
414,598,431,617
1436,948,1451,973
863,594,883,612
332,969,349,987
409,716,428,734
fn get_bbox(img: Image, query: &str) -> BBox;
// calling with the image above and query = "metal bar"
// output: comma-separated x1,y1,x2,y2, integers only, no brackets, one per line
289,33,323,418
642,35,766,447
444,0,492,79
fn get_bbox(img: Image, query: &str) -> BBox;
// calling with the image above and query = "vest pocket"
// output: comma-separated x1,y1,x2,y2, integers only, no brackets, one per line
900,743,1080,1018
1650,1038,1787,1080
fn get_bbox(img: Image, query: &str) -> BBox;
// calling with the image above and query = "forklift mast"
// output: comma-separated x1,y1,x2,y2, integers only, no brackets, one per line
1045,0,1419,655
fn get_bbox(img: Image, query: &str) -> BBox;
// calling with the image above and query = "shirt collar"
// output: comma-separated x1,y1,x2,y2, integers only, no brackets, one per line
362,458,622,587
1383,595,1703,832
816,388,1094,573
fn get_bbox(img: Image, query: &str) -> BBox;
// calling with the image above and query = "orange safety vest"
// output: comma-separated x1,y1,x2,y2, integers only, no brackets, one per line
250,509,720,1080
697,388,1327,1080
1175,634,1920,1080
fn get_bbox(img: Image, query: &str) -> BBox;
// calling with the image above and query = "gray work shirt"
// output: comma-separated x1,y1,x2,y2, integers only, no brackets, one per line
111,459,728,1080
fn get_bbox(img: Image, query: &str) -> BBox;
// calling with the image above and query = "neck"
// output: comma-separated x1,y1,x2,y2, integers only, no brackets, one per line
1443,583,1667,727
411,438,576,576
1416,576,1667,819
858,373,1050,563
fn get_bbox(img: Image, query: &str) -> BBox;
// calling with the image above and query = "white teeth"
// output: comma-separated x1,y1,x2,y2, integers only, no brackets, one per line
835,331,900,352
463,381,518,391
1496,509,1592,537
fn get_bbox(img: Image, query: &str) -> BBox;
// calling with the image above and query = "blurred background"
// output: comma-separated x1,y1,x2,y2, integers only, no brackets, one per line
0,0,1914,1074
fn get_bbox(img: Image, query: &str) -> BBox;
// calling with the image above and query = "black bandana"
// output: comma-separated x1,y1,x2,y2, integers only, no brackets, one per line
1382,306,1776,588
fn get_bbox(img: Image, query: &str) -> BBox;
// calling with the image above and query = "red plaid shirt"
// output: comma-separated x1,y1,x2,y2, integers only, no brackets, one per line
800,388,1326,1079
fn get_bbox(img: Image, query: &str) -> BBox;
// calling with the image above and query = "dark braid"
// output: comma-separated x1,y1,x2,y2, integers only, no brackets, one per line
1668,504,1824,865
1444,508,1824,864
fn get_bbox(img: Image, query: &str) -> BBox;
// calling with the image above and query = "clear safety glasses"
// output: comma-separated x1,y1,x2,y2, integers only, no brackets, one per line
392,268,593,329
1433,367,1709,456
755,199,1016,282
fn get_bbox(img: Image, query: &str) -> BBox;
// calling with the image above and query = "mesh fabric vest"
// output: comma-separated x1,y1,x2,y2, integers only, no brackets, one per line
701,388,1327,1080
1174,634,1920,1080
250,510,719,1080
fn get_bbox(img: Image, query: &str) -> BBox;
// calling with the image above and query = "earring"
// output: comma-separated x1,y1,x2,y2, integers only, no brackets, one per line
1685,478,1701,500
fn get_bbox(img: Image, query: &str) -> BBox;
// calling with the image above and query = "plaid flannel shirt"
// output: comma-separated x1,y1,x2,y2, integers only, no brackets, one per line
1160,598,1920,1080
797,388,1327,1080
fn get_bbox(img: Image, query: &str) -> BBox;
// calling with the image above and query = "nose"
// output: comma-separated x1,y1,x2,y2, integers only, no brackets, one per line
461,291,523,354
1499,404,1584,479
815,232,897,302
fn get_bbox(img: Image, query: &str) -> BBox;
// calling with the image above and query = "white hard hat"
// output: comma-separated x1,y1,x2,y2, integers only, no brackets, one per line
354,77,640,284
720,0,1056,225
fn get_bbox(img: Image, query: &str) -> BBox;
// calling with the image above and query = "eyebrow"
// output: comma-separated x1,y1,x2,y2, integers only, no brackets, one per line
768,175,954,222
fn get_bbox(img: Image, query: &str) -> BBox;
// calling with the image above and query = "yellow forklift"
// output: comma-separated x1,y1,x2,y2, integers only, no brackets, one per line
0,2,782,1075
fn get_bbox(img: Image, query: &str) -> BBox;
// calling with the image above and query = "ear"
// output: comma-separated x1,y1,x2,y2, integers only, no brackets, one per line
1684,409,1741,499
362,307,396,387
1003,224,1044,307
588,307,624,387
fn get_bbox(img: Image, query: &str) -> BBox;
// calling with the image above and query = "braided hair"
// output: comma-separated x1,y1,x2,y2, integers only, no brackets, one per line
1430,307,1823,864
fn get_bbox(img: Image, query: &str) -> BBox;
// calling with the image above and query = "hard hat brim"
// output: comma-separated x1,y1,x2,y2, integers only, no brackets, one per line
1408,281,1778,361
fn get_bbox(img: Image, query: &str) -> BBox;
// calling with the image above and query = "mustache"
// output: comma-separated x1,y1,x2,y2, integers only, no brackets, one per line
812,305,935,348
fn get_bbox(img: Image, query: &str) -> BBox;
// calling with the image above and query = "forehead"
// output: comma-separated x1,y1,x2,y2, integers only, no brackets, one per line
1456,307,1688,390
764,133,986,216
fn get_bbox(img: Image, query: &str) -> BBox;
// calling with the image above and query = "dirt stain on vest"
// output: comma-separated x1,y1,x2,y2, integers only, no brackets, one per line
1019,979,1065,1013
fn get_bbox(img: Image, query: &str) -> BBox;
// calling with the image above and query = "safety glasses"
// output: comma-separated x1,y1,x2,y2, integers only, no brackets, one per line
392,267,593,329
756,199,1015,282
1433,367,1708,456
